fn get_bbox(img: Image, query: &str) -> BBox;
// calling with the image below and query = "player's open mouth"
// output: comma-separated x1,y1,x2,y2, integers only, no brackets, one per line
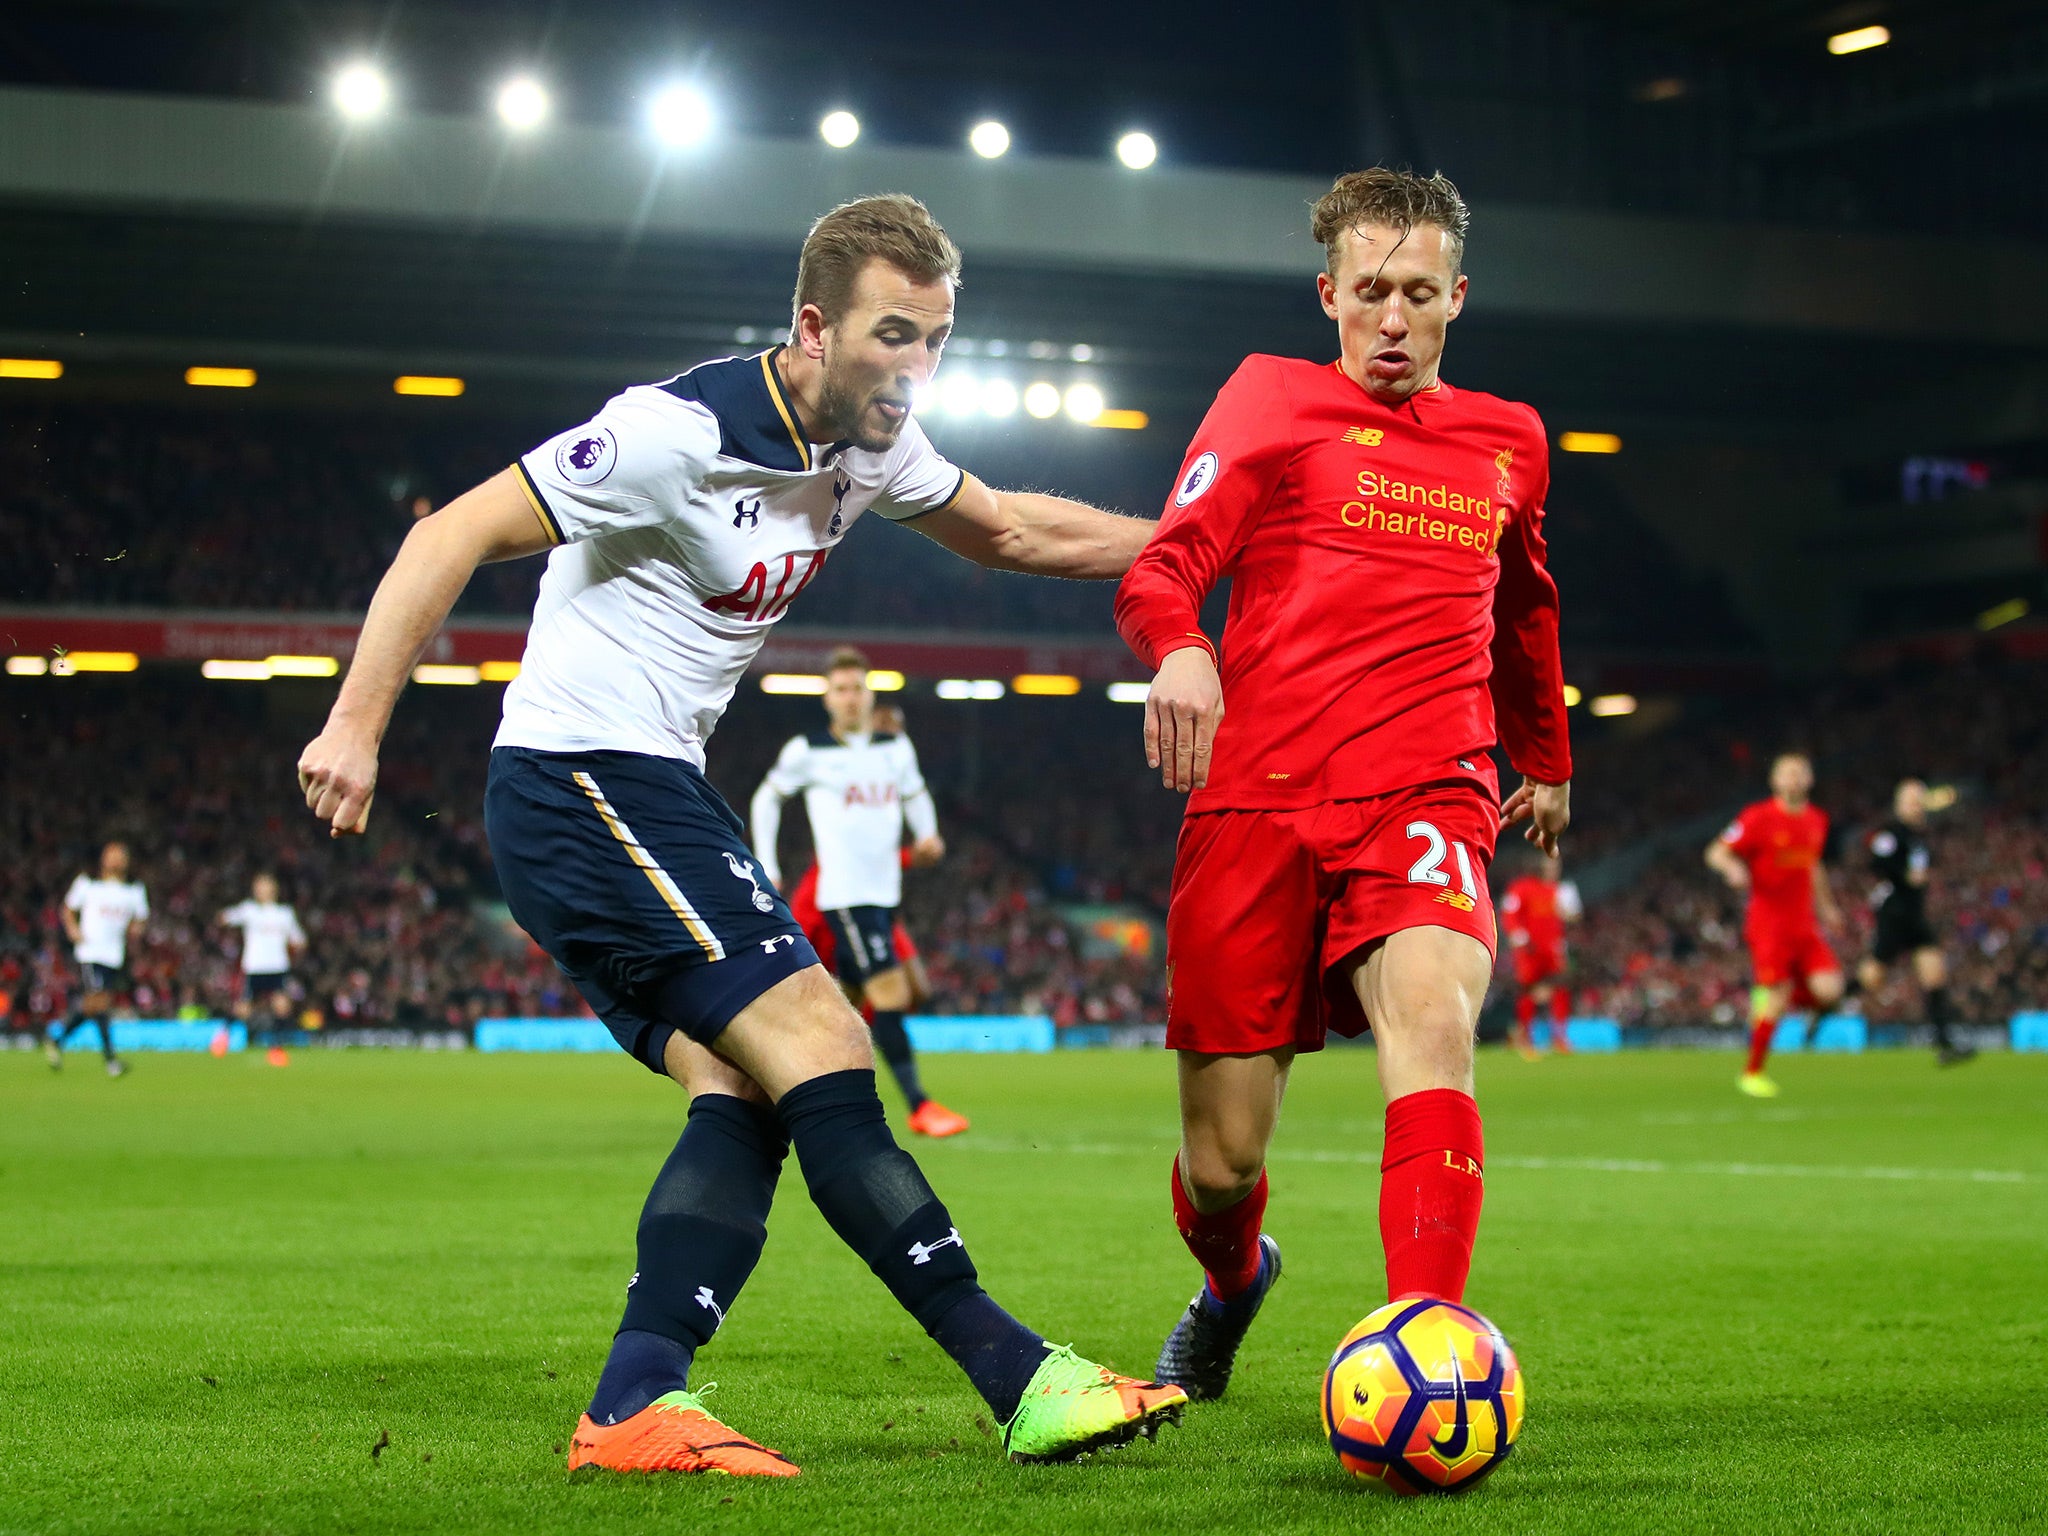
874,399,908,423
1369,350,1411,376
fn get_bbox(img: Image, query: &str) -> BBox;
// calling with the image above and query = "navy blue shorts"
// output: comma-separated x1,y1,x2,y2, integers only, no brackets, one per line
78,963,128,995
824,905,899,988
485,747,820,1073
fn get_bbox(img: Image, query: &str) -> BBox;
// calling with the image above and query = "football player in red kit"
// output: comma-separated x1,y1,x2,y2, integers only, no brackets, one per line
1500,853,1581,1058
1115,168,1572,1402
1705,751,1845,1099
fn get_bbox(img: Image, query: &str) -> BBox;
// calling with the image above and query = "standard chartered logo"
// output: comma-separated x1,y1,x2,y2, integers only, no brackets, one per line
1338,466,1506,553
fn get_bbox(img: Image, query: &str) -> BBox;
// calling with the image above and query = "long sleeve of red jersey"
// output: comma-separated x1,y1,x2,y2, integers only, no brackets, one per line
1487,418,1573,785
1115,356,1291,668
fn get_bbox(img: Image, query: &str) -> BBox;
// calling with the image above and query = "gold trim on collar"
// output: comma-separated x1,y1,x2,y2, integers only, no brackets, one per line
761,349,812,471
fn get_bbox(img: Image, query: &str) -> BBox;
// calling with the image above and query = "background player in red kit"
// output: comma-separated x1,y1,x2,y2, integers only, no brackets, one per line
1705,751,1846,1099
1115,168,1573,1402
1500,853,1581,1058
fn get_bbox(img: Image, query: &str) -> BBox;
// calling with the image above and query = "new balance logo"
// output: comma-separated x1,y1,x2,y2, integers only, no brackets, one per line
1342,427,1385,446
695,1286,726,1329
724,851,777,913
732,498,762,529
907,1227,963,1266
1434,890,1478,912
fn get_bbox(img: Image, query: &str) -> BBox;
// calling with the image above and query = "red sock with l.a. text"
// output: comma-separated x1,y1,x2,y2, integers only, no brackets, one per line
1378,1088,1485,1304
1171,1156,1268,1301
1745,1016,1777,1074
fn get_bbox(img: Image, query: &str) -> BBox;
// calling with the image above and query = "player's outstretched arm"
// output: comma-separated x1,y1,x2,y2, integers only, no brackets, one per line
908,477,1152,579
299,468,553,837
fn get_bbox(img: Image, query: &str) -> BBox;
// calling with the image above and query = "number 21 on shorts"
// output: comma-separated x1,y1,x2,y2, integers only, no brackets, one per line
1407,821,1480,911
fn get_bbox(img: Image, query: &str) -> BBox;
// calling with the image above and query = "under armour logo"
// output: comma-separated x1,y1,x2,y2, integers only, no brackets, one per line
732,498,761,529
723,851,777,912
908,1227,963,1266
695,1286,726,1329
760,934,797,955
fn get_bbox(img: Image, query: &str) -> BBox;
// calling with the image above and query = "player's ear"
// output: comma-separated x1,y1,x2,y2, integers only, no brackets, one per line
1316,270,1340,322
794,301,831,363
1446,273,1469,322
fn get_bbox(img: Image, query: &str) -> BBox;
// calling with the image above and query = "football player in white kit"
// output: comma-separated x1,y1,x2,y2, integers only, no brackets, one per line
220,873,307,1065
752,645,968,1137
48,840,148,1077
296,195,1186,1474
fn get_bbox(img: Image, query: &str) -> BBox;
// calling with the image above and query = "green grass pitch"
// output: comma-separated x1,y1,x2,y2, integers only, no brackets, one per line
3,1046,2044,1535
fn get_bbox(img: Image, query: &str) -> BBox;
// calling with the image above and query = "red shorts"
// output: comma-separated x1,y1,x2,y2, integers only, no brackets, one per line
1165,783,1500,1056
1746,922,1838,989
1510,942,1564,989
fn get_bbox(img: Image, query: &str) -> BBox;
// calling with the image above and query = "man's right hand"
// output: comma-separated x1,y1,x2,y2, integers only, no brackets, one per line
1145,644,1224,794
298,728,380,838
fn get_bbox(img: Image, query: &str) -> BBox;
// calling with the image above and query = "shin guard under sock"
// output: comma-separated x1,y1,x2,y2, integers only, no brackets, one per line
868,1011,929,1110
588,1094,789,1423
780,1069,1044,1419
1378,1088,1485,1304
1170,1156,1268,1301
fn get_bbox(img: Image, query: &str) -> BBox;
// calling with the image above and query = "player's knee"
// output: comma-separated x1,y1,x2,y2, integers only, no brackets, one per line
1180,1134,1266,1209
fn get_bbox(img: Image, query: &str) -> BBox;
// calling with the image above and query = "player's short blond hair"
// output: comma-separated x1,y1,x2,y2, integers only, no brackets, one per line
826,645,870,676
1311,168,1470,278
793,195,962,330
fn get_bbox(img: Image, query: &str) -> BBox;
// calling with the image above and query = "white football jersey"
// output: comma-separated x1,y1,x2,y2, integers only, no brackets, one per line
751,729,938,910
222,899,306,976
495,349,968,766
65,875,149,968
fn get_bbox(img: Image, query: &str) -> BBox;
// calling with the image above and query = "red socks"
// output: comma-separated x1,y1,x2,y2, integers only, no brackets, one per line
1513,993,1538,1030
1171,1156,1268,1300
1379,1088,1485,1303
1745,1016,1776,1074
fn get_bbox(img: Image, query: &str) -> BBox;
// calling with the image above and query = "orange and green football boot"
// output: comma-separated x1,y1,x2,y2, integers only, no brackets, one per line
1001,1346,1188,1463
566,1389,799,1477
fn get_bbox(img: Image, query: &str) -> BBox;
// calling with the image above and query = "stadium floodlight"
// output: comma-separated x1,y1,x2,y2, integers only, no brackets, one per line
649,84,714,148
413,664,482,685
185,367,256,389
394,375,465,397
1023,382,1061,419
1115,131,1157,170
1827,24,1890,54
331,62,390,121
495,76,550,132
1558,431,1622,454
5,656,50,676
939,374,982,418
936,679,1005,700
1977,597,2028,631
968,120,1011,159
819,110,860,148
760,673,827,695
0,358,62,380
981,379,1019,419
1589,693,1638,717
1062,382,1105,424
864,669,906,692
1092,409,1149,431
1106,682,1150,704
201,659,272,681
1562,684,1584,707
53,652,138,673
479,660,523,682
1012,674,1081,696
264,655,339,678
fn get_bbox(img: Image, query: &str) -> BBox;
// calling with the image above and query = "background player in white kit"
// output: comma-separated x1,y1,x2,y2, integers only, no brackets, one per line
220,873,307,1066
752,645,967,1137
48,840,148,1077
295,195,1186,1473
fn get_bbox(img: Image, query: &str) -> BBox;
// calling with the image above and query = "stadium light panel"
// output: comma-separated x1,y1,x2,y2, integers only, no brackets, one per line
201,659,272,681
0,358,62,380
936,679,1005,700
865,670,906,692
394,375,465,397
1589,693,1638,717
413,664,481,685
1062,383,1105,424
760,673,827,695
54,652,139,674
186,367,256,389
1827,25,1890,55
331,62,390,120
649,85,714,148
1022,382,1061,419
6,656,50,675
1976,597,2028,631
264,655,339,678
968,120,1011,159
1012,674,1081,696
1090,409,1148,431
981,379,1019,419
1106,682,1150,704
820,110,860,148
496,77,550,132
479,660,523,682
1559,431,1622,454
1116,131,1157,170
1562,684,1584,707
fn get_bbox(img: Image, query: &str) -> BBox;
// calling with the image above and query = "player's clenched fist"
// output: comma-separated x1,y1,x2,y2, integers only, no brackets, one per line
298,729,379,838
1145,645,1224,794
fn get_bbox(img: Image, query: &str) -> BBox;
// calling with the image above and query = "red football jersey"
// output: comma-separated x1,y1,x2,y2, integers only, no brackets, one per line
1721,798,1829,927
1115,355,1572,811
1500,875,1566,951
